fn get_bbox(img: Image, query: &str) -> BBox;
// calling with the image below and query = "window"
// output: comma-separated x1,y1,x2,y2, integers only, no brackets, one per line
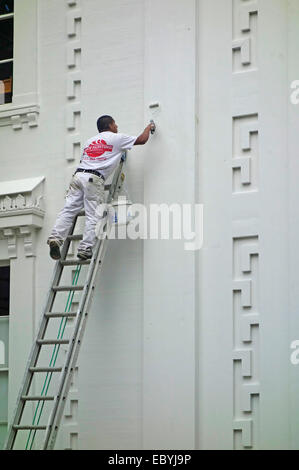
0,266,9,316
0,0,14,105
0,265,9,449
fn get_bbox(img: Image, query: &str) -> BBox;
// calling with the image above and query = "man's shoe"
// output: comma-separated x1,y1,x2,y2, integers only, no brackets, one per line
77,247,93,260
48,240,61,260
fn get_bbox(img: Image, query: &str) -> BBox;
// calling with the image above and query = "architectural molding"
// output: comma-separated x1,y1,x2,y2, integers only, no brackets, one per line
66,0,82,167
232,0,260,450
3,228,17,259
0,104,39,130
0,0,39,130
0,176,45,257
19,226,37,258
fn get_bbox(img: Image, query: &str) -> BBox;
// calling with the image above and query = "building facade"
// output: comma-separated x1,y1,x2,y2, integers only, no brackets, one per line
0,0,299,450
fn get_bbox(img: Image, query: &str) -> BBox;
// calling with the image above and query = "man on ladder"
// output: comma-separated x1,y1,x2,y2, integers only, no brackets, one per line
47,116,156,261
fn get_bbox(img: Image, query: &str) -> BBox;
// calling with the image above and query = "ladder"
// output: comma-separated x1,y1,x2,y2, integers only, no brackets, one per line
4,154,128,450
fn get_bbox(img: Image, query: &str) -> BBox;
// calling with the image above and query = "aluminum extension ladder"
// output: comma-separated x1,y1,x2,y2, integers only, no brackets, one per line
4,154,128,450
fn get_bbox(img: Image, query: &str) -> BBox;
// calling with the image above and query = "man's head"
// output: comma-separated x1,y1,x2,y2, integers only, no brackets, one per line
97,115,118,133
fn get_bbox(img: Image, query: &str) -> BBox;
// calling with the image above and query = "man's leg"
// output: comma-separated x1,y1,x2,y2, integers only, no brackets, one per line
48,174,84,259
77,175,106,259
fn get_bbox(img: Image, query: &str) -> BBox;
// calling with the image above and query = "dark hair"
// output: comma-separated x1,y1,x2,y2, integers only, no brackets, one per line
97,115,114,133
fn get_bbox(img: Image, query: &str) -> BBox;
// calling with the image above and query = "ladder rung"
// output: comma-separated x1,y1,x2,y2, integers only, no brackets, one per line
5,162,123,450
37,339,70,345
21,396,55,401
67,234,83,241
45,312,77,318
13,425,47,431
29,367,62,373
52,285,84,292
60,259,91,266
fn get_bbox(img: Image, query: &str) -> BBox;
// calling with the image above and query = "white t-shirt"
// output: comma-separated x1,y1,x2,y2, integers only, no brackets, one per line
79,131,137,179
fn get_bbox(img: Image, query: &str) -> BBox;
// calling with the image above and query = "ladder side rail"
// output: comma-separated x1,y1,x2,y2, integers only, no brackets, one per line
42,158,126,449
44,231,111,449
107,152,126,204
42,241,101,449
4,215,78,449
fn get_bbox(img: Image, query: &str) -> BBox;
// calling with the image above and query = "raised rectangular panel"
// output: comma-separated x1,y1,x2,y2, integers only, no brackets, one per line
233,349,252,377
67,10,82,38
239,0,258,32
240,243,259,273
232,234,260,450
241,383,260,412
232,37,251,66
241,313,260,343
233,279,252,308
232,0,258,72
232,114,258,193
232,156,251,186
58,294,79,450
66,102,81,131
60,366,79,450
233,419,252,448
66,134,81,162
233,236,259,342
65,0,82,167
67,41,81,68
232,219,259,239
67,72,82,99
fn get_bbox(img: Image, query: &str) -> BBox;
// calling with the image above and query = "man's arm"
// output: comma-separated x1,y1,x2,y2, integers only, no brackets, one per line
134,122,156,145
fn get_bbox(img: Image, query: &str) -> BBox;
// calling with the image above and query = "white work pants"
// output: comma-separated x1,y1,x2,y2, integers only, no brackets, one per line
49,172,106,251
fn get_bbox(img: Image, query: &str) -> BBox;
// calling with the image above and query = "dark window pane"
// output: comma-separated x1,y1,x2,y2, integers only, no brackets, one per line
0,18,13,61
0,266,9,316
0,60,13,103
0,1,13,15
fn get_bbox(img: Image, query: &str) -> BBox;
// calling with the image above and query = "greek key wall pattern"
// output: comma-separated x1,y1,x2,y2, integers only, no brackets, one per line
231,0,260,450
61,0,82,450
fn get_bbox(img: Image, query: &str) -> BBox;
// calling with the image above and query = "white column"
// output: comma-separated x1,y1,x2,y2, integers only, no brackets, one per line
143,0,196,449
259,0,291,449
288,0,299,450
196,0,234,450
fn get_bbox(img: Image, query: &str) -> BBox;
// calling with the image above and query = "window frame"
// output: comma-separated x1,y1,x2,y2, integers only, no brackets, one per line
0,260,9,450
0,0,39,129
0,8,14,105
0,265,10,317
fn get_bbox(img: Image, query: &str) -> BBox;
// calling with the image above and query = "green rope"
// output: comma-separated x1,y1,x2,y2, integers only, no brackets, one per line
25,264,82,450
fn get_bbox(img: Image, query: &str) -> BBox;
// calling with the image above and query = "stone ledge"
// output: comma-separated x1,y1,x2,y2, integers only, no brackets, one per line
0,103,40,130
0,209,44,231
0,176,45,257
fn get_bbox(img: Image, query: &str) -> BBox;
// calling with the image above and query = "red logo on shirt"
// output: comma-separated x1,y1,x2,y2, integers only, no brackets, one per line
85,139,113,158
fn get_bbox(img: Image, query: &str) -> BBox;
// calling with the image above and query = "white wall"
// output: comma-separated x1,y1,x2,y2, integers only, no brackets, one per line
142,0,196,450
77,0,196,450
1,0,299,451
197,0,299,450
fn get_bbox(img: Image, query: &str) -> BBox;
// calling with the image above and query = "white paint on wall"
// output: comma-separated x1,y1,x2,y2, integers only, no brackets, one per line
1,0,299,451
0,340,5,365
142,0,196,450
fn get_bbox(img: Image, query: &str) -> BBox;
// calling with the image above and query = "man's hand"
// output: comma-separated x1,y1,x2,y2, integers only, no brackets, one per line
150,120,156,134
134,121,156,145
